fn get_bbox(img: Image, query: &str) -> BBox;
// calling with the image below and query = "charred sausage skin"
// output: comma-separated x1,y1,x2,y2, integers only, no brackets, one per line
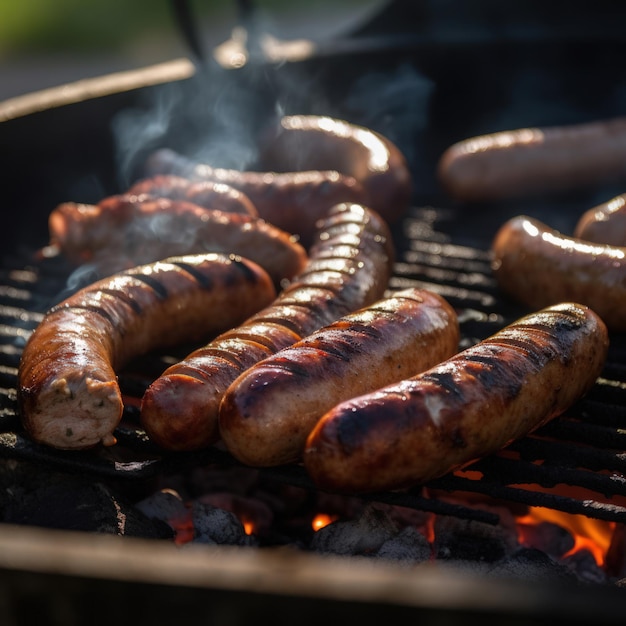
304,303,608,494
491,215,626,331
48,196,308,287
437,117,626,202
18,253,276,450
219,288,460,467
140,202,395,451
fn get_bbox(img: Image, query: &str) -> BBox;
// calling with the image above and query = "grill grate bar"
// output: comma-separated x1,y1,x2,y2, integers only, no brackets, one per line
0,204,624,525
430,472,626,523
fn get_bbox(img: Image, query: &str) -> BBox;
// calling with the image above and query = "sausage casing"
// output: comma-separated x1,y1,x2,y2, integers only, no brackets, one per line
139,203,394,451
491,214,626,331
48,196,308,287
144,148,368,247
219,288,460,467
18,253,276,450
437,117,626,202
126,174,258,216
257,115,412,224
573,193,626,246
304,303,608,493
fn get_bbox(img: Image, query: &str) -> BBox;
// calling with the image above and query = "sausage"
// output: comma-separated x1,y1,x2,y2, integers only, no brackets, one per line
126,174,258,216
573,193,626,245
139,202,395,451
490,214,626,332
219,288,460,467
437,117,626,202
18,253,276,450
144,148,368,247
304,302,608,494
257,115,412,223
48,195,308,287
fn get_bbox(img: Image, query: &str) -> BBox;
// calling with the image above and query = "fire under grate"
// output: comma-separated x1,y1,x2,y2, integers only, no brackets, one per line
0,203,625,527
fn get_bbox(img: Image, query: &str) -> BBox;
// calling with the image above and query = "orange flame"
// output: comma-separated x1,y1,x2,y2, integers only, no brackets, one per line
312,513,337,531
517,507,614,567
241,517,255,536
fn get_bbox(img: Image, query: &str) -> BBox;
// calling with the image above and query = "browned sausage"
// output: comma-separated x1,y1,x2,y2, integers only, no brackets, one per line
144,148,368,247
573,193,626,245
437,117,626,202
126,174,258,216
48,195,308,287
257,115,412,223
139,202,395,451
219,287,460,467
18,253,276,450
304,303,608,494
490,215,626,332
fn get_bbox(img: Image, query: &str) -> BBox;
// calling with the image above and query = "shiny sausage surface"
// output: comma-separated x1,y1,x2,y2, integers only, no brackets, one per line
257,115,412,223
144,148,368,247
48,196,308,287
438,117,626,202
304,303,608,493
219,288,460,467
126,174,258,216
491,214,626,331
18,253,276,450
573,193,626,246
139,203,395,451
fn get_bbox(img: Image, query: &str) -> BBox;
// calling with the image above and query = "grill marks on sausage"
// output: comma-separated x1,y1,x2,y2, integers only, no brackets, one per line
218,288,460,467
17,254,277,450
139,203,394,452
303,303,609,493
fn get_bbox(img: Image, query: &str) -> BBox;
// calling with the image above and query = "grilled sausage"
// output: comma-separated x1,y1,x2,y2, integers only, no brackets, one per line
257,115,412,224
304,303,608,493
491,215,626,332
140,202,395,451
48,195,308,287
573,193,626,245
437,117,626,202
18,253,276,450
219,288,460,467
144,148,368,247
126,174,258,216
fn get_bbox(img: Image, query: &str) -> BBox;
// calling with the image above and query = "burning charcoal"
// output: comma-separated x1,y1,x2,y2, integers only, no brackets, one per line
310,503,401,556
433,516,518,562
135,488,189,526
374,525,432,564
487,548,579,584
517,520,575,558
197,492,274,538
190,501,255,546
3,477,172,538
562,549,609,585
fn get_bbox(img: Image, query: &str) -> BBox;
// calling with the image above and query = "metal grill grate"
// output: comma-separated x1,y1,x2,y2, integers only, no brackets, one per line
1,204,626,526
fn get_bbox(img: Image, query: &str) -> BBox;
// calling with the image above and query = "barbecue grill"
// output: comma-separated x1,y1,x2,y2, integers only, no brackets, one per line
3,0,626,622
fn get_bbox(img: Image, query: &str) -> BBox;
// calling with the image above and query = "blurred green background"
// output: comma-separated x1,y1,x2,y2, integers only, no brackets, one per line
0,0,379,99
1,0,236,55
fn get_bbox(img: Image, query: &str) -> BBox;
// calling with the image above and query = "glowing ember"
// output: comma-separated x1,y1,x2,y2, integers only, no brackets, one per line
171,511,194,546
312,513,337,532
241,517,255,536
517,507,614,567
